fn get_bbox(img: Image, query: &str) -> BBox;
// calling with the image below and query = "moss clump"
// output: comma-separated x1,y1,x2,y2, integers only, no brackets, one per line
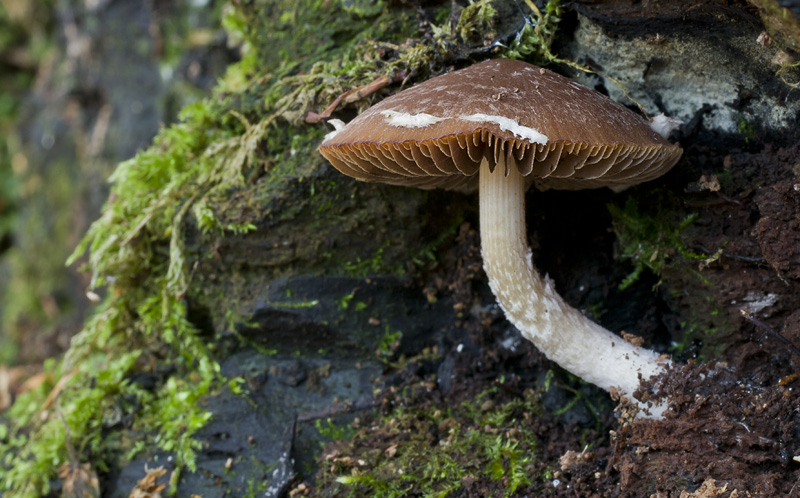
736,115,757,144
608,193,737,359
608,194,708,292
315,417,357,441
314,385,544,498
502,0,562,62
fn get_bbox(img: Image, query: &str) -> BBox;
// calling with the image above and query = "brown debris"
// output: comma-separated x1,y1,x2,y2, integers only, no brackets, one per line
615,362,799,496
754,178,800,279
621,331,645,347
697,174,721,192
560,448,595,472
128,466,168,498
58,462,100,498
0,364,41,411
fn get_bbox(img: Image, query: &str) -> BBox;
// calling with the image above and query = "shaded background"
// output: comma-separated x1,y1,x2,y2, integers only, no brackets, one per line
0,0,234,365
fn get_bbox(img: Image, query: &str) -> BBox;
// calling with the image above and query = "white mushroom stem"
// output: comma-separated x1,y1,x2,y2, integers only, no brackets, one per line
479,156,669,415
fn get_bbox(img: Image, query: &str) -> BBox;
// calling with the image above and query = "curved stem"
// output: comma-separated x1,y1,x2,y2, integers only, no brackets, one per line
479,156,668,411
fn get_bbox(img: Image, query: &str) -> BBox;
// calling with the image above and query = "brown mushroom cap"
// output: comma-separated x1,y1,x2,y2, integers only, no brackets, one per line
319,59,682,192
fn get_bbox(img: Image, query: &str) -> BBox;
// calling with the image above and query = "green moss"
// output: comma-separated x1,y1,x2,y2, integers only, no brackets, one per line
376,326,403,362
1,351,142,496
316,417,356,441
541,370,604,428
315,386,544,498
341,241,402,277
457,0,498,43
337,291,356,311
737,115,757,143
608,193,734,360
1,86,236,498
269,298,321,310
608,194,707,291
502,0,562,62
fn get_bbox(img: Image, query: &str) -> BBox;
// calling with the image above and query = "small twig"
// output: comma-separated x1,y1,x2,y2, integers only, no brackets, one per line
306,70,408,123
740,309,800,359
715,191,744,206
56,404,78,464
690,244,765,263
297,397,377,422
121,210,156,246
42,368,78,411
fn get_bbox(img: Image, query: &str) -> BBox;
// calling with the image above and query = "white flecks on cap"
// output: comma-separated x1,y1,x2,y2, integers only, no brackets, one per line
324,118,347,142
381,110,445,128
462,113,549,145
649,113,683,139
380,110,549,145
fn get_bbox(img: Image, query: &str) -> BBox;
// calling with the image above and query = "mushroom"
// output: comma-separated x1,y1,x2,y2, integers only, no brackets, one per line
318,59,682,414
